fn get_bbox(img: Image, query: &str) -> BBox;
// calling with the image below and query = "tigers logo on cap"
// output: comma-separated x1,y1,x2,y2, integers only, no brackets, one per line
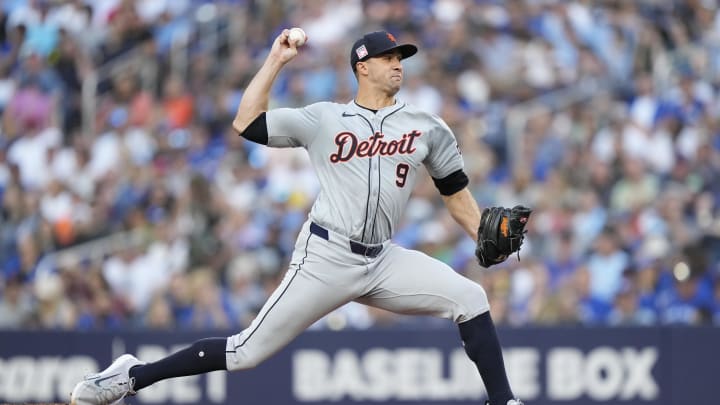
386,32,396,42
355,45,368,60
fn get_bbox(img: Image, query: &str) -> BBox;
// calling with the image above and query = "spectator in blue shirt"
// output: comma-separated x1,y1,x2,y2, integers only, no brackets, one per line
586,227,630,304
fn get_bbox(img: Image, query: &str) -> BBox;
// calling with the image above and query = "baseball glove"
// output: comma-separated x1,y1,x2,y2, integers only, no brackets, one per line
475,205,532,268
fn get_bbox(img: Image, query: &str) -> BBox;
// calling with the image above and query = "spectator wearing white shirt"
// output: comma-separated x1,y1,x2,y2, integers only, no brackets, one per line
6,120,60,190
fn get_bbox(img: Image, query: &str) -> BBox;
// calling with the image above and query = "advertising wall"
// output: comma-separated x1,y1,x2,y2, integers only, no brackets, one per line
0,327,716,404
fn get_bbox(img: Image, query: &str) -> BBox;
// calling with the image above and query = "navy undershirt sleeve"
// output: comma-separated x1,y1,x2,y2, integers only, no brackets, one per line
432,169,469,196
238,112,268,145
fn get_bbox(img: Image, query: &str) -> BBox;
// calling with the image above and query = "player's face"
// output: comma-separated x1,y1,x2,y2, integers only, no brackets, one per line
364,50,404,95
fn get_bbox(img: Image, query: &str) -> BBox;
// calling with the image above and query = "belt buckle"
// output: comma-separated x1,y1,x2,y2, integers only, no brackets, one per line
366,244,381,257
350,240,382,257
364,245,373,256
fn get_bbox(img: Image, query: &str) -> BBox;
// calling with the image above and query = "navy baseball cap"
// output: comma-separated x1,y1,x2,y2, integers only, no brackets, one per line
350,31,417,71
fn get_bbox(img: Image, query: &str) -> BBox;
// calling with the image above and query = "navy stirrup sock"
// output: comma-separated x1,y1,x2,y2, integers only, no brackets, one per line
458,312,514,405
130,337,228,391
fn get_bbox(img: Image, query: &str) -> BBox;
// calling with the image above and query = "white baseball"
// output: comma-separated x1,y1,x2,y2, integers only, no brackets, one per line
288,27,306,47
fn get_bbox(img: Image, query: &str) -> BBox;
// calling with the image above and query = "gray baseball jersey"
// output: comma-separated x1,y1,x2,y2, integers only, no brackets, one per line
225,99,488,371
265,100,464,244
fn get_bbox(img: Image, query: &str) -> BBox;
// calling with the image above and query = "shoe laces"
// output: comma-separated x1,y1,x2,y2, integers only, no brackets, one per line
95,377,136,405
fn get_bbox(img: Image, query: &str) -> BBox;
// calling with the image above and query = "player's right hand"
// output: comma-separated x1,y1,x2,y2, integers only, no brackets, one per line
270,29,301,65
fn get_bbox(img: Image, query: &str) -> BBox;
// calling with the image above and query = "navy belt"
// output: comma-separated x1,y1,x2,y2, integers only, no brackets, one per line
310,222,383,258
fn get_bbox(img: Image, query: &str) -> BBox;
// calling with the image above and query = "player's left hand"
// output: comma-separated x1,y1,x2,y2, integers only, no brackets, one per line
475,205,532,268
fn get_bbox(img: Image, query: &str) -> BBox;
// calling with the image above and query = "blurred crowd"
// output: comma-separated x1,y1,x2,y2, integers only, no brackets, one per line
1,0,720,331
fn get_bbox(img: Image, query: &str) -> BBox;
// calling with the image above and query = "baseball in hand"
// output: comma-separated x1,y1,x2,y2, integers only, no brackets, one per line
288,27,306,47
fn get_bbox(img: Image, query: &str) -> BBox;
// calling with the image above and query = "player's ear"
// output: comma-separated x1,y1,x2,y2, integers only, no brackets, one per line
356,61,368,76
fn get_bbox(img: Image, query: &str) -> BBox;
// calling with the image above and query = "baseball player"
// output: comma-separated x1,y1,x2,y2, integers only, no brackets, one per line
71,29,529,405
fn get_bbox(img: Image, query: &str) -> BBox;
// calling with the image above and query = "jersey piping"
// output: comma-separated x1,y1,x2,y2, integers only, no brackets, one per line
233,231,312,349
369,103,406,242
341,111,376,243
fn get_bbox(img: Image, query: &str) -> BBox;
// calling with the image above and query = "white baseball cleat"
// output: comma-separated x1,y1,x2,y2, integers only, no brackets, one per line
70,354,144,405
484,400,524,405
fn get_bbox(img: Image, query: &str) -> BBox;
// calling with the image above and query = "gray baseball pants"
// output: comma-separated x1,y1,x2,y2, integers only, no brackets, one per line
225,220,489,370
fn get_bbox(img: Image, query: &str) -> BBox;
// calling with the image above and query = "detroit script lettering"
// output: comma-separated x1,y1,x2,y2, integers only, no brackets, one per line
329,130,422,163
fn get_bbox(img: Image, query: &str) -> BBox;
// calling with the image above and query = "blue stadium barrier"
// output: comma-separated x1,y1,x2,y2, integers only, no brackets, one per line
0,327,716,404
